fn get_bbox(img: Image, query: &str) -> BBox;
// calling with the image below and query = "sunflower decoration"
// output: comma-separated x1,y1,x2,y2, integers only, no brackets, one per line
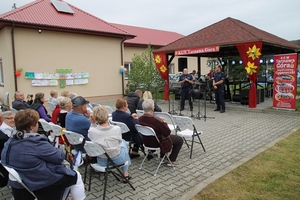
247,45,261,60
160,65,167,73
155,55,162,64
245,62,258,75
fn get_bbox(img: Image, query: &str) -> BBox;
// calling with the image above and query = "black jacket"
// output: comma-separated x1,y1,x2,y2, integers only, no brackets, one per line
126,92,140,114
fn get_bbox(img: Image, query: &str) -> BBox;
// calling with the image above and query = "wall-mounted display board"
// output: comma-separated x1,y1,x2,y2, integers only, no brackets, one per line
25,69,89,88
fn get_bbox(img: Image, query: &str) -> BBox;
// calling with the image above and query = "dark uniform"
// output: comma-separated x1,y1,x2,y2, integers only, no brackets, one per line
179,74,193,111
213,71,226,111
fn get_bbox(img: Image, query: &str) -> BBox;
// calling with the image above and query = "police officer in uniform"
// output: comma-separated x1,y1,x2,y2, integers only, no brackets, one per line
213,65,225,113
178,68,194,111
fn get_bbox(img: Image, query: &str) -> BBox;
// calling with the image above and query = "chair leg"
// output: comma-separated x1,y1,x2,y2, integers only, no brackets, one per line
83,157,89,184
190,136,195,159
88,167,92,191
183,137,189,148
197,134,206,152
103,171,108,200
139,151,148,171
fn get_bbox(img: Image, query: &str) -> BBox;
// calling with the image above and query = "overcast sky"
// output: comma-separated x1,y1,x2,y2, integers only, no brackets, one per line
0,0,299,41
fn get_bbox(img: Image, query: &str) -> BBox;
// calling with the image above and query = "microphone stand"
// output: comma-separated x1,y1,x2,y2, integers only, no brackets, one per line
168,83,178,115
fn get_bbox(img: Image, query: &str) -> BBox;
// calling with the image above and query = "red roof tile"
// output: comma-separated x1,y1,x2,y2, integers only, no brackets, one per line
157,17,299,53
0,0,134,38
112,23,183,47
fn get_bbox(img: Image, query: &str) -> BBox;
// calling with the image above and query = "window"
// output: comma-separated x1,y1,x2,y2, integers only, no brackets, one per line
169,63,175,74
124,62,132,79
0,58,4,86
178,58,187,72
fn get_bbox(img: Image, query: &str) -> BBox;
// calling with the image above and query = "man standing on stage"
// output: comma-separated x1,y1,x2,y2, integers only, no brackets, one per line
178,68,194,111
213,65,226,113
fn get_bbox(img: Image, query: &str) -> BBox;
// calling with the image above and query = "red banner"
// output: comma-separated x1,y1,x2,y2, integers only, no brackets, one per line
175,46,219,56
236,42,263,108
153,52,169,100
273,53,297,110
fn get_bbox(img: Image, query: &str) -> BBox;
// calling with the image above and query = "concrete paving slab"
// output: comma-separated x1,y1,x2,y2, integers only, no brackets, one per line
1,97,300,200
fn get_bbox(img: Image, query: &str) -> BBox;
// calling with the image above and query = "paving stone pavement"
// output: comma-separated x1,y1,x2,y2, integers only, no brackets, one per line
1,98,300,200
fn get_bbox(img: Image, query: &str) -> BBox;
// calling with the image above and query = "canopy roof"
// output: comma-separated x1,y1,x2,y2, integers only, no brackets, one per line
156,17,299,57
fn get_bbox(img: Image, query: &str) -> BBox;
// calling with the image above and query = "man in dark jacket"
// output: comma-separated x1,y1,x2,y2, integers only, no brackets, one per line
126,90,142,114
12,91,31,111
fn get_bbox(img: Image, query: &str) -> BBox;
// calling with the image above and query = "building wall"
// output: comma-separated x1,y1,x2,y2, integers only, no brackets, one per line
0,27,124,103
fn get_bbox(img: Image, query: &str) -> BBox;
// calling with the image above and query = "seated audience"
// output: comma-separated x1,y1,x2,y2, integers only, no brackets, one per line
112,98,142,158
0,111,9,188
89,106,131,180
126,89,142,114
1,109,85,200
48,90,58,106
139,99,183,166
61,91,69,97
0,111,15,137
57,97,72,128
137,91,162,112
69,93,78,100
26,94,34,105
51,96,64,124
66,96,91,142
12,91,31,111
30,92,51,122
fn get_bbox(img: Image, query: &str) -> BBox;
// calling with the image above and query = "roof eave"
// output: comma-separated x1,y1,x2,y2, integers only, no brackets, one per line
0,20,135,39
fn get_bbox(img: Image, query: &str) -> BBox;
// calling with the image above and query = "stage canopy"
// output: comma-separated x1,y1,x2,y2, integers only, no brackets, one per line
153,17,299,107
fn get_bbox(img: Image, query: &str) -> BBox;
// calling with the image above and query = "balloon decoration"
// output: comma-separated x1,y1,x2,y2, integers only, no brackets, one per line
119,65,127,74
15,71,21,76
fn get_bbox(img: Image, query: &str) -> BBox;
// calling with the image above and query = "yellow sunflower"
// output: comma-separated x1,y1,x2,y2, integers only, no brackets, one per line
245,62,257,75
155,55,162,64
246,45,261,60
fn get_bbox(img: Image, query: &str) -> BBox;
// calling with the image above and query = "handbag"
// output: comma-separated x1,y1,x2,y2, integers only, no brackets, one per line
160,135,172,154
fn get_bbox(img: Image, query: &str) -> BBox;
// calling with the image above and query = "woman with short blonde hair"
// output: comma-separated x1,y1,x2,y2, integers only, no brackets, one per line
88,106,131,180
137,91,162,112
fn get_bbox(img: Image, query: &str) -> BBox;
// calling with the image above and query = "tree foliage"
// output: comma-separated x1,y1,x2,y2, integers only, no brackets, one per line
126,45,164,96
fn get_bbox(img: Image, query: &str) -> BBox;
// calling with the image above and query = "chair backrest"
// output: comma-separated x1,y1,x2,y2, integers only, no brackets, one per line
135,124,160,144
136,109,144,117
110,121,130,134
48,101,56,112
172,115,194,130
2,164,37,199
83,141,105,157
63,130,84,145
90,103,100,108
105,106,114,115
154,112,176,130
50,124,63,136
38,119,52,132
4,92,9,106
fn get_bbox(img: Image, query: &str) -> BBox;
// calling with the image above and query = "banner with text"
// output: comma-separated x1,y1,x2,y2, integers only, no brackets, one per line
273,53,298,110
175,46,219,56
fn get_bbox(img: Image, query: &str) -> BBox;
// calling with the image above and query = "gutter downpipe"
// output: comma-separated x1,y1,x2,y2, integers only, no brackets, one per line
120,36,127,97
11,22,18,92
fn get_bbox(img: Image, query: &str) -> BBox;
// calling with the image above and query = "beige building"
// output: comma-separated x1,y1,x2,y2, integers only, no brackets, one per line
0,0,210,105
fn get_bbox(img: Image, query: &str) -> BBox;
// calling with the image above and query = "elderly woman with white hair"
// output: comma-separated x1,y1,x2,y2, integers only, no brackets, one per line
88,106,131,181
0,111,15,137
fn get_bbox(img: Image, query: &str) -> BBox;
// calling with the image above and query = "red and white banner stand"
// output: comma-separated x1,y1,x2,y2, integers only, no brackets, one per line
273,53,298,110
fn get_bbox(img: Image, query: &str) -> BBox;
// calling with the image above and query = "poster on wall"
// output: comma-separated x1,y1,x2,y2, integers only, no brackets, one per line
273,53,298,110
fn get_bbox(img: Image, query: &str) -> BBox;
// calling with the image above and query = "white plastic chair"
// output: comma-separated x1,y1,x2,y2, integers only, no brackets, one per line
2,163,38,200
172,115,206,159
50,123,63,148
48,101,56,112
83,141,135,199
39,119,54,143
154,112,176,131
135,124,174,176
104,105,114,117
136,109,144,117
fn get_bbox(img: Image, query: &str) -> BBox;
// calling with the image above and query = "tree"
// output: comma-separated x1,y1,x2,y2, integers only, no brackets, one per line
126,45,164,98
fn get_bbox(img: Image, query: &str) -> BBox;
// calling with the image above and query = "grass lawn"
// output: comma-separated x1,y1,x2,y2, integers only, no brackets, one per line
192,129,300,200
